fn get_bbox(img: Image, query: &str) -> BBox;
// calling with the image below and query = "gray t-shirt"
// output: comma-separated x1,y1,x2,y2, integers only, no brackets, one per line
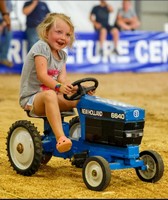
19,40,67,108
118,8,136,19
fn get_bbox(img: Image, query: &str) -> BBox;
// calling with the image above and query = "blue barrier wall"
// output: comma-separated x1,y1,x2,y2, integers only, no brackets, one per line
0,31,168,74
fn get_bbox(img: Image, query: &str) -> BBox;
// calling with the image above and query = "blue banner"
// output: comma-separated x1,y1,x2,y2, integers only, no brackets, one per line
0,31,168,74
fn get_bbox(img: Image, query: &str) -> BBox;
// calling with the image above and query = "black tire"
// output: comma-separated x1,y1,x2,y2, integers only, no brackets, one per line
82,156,111,191
41,152,52,165
135,150,164,183
6,120,43,176
69,116,84,168
69,116,81,140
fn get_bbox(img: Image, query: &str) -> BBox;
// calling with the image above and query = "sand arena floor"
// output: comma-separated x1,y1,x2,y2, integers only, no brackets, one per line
0,72,167,199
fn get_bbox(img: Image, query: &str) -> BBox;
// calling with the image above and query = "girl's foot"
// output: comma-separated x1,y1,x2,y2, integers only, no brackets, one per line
56,136,72,153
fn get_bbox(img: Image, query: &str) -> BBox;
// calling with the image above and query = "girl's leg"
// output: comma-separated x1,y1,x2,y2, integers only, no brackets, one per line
57,93,79,112
32,90,73,152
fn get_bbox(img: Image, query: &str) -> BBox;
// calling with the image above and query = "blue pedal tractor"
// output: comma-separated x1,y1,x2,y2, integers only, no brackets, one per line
6,77,164,191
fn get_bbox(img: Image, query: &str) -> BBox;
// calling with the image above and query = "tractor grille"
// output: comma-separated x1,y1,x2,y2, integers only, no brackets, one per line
85,117,144,146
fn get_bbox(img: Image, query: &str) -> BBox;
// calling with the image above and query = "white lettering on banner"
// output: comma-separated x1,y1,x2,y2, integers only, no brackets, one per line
87,40,101,63
67,51,75,63
8,39,22,63
9,36,168,65
162,40,168,62
149,41,162,63
68,40,130,64
8,39,27,64
135,40,149,63
116,40,130,63
75,40,87,63
135,40,168,63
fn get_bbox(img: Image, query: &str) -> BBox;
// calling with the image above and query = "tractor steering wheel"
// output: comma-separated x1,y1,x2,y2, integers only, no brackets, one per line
64,77,98,101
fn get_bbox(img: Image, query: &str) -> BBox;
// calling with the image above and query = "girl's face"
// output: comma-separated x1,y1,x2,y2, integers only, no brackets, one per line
46,18,71,52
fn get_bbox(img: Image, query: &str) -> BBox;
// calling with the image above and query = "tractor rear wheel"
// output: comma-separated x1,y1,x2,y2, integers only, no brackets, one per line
6,120,42,176
69,116,81,140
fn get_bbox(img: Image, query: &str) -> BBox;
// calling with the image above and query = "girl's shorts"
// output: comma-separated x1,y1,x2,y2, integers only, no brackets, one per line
24,94,39,117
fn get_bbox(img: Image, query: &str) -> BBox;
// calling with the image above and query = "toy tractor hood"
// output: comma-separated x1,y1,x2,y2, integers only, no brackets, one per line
77,95,145,122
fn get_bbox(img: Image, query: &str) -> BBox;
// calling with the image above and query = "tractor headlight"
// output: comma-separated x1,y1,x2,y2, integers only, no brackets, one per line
125,131,143,138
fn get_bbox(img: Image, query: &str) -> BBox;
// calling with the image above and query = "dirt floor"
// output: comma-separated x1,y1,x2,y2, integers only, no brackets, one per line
0,72,168,199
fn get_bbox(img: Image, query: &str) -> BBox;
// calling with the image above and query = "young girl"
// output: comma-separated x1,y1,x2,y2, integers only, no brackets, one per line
19,13,95,153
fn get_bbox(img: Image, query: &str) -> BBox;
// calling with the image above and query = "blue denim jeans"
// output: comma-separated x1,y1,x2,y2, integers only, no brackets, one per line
0,27,12,61
26,27,39,51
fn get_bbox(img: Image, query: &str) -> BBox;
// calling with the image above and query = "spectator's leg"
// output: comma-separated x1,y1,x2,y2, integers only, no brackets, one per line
26,27,39,52
111,28,119,49
111,27,120,55
99,27,107,48
0,27,13,67
99,27,107,56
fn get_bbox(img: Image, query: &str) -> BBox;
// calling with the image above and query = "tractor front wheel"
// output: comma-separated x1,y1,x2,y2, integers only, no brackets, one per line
135,150,164,183
82,156,111,191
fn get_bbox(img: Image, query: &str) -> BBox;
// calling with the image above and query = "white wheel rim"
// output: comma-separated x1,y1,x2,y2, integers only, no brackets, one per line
9,127,34,170
85,161,103,187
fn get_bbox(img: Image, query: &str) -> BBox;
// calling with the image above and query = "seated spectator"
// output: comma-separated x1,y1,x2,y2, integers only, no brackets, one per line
115,0,140,31
89,0,120,56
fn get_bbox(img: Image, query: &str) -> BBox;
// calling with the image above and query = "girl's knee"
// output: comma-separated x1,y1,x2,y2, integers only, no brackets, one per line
43,90,58,102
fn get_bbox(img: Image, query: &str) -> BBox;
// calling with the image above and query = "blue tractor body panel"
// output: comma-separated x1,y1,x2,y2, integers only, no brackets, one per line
77,95,145,122
42,94,146,170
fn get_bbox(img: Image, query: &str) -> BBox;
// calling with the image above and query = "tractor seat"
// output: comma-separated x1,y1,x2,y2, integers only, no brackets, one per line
25,108,76,119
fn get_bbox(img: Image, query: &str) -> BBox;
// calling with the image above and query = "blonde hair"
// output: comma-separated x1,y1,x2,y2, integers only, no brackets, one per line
37,13,75,48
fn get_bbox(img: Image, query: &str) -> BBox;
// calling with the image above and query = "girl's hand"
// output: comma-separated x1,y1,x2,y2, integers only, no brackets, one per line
59,83,74,94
